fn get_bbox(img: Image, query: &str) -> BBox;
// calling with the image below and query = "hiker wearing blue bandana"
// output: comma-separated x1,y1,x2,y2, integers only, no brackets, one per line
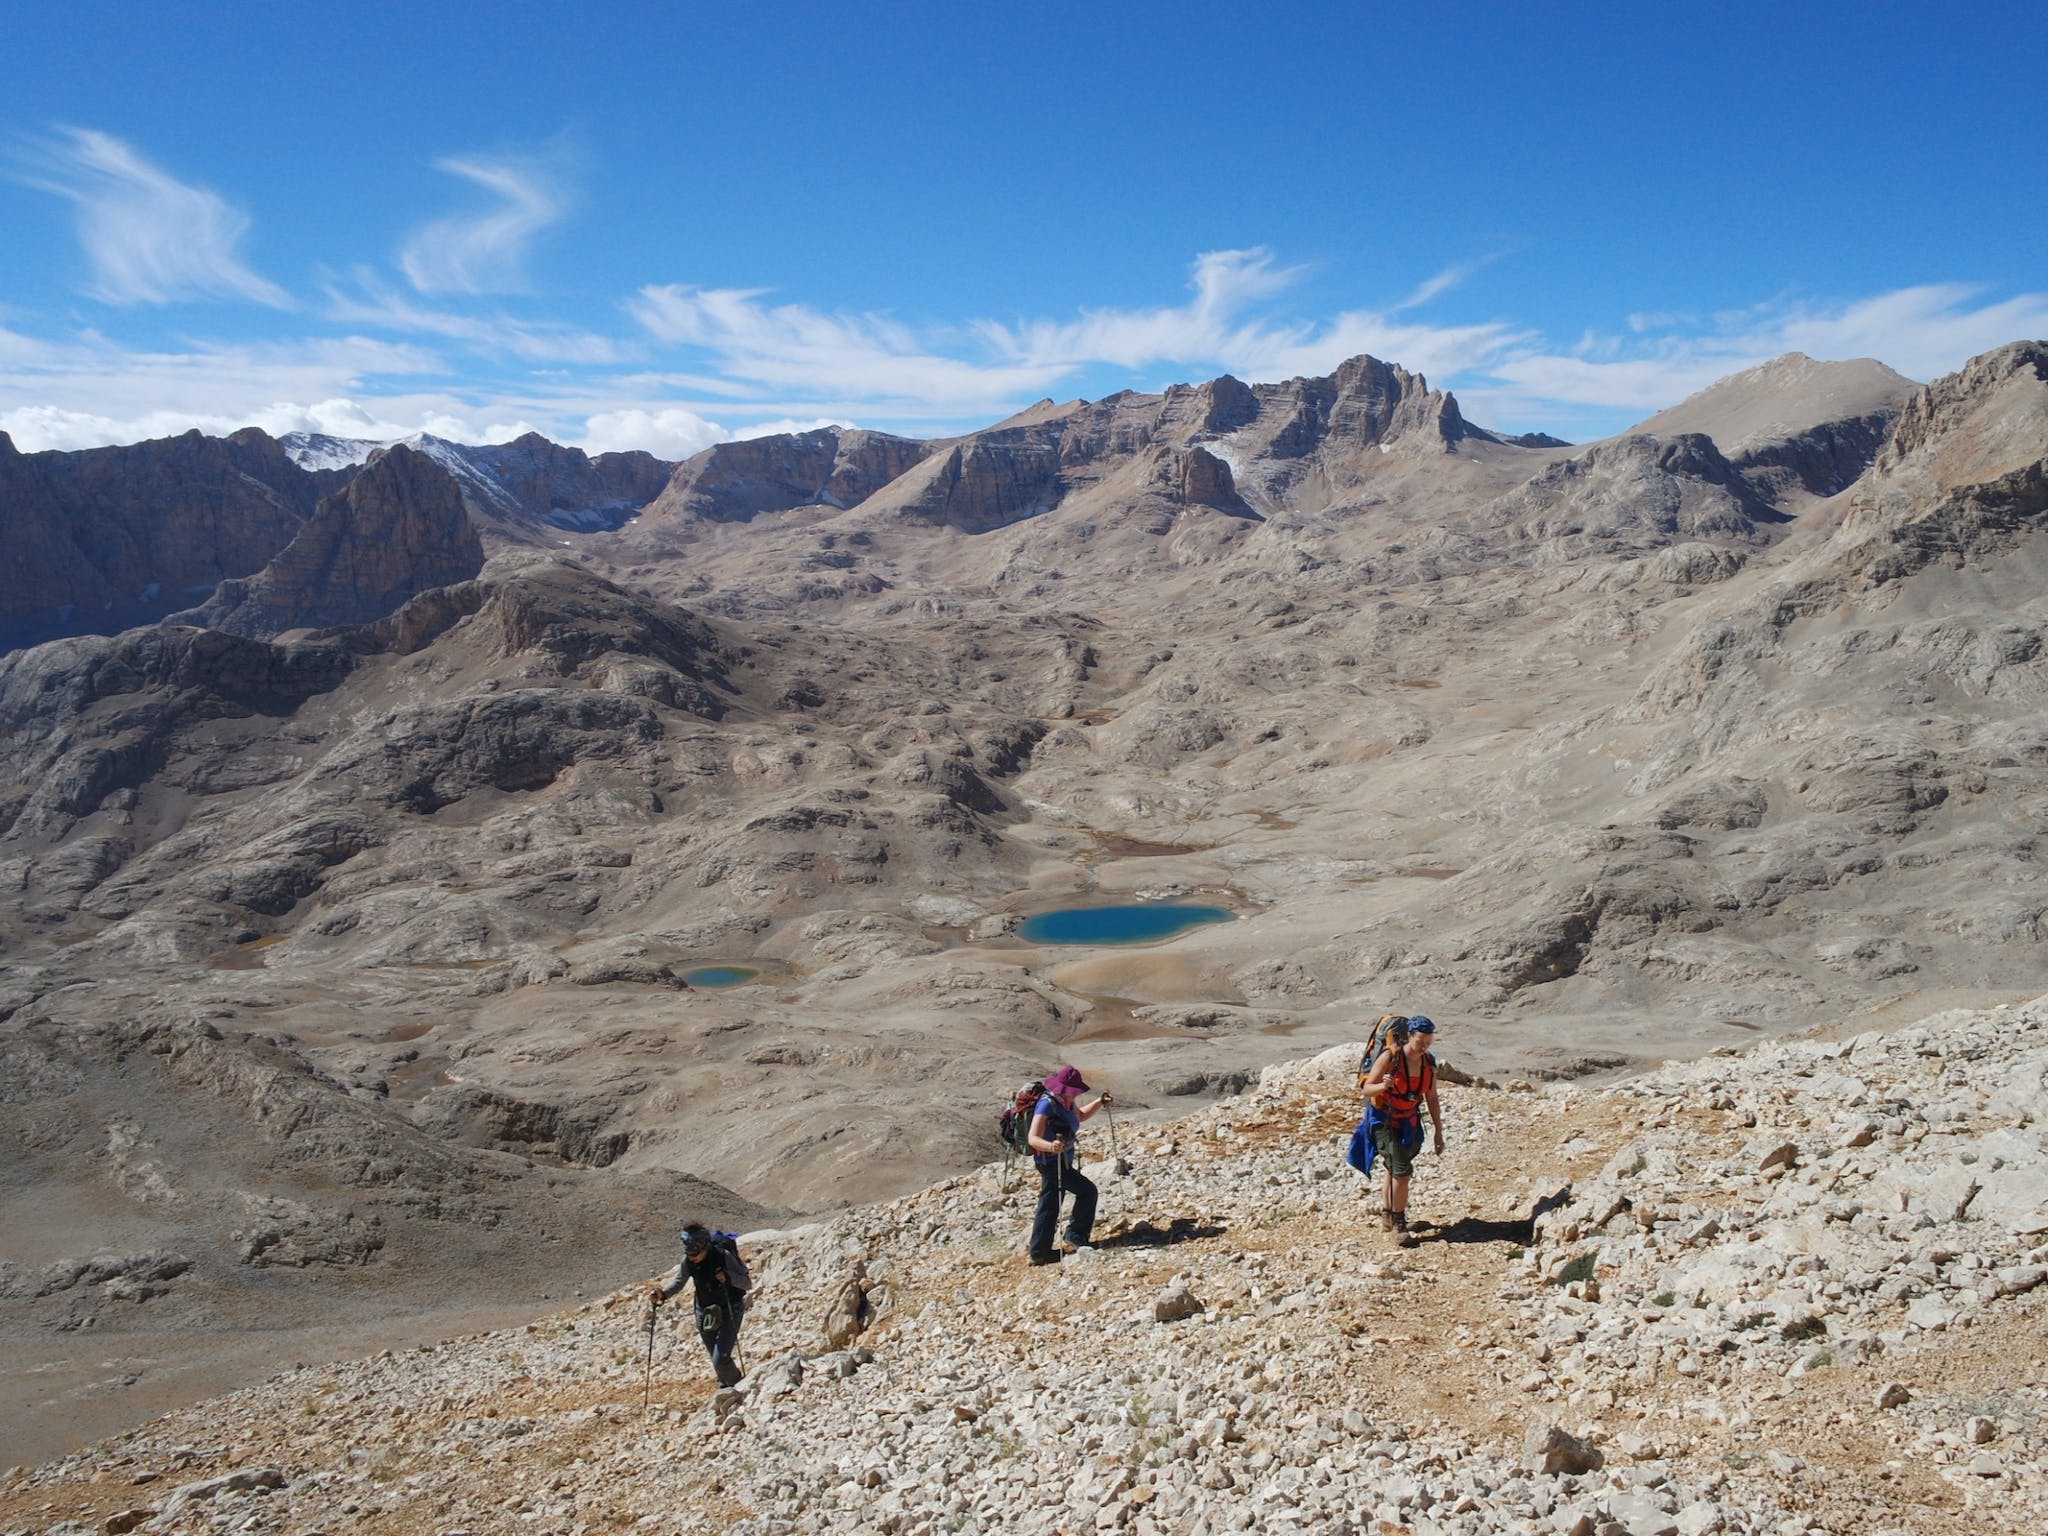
1355,1015,1445,1246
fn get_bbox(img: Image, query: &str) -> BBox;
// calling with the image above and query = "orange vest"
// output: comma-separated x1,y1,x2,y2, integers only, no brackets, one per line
1374,1051,1435,1121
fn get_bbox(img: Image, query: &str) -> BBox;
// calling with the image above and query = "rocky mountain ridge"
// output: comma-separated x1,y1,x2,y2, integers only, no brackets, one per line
0,430,676,651
6,991,2043,1533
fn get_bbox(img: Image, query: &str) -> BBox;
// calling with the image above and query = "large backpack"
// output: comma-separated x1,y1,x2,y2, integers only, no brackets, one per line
998,1082,1046,1154
711,1231,752,1294
1356,1014,1408,1088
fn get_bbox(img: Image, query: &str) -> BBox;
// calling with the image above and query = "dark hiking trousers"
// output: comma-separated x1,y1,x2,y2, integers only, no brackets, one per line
1030,1158,1098,1260
696,1299,745,1387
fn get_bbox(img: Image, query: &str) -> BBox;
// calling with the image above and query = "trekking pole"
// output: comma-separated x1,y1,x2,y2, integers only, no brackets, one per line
1106,1098,1120,1160
642,1299,658,1413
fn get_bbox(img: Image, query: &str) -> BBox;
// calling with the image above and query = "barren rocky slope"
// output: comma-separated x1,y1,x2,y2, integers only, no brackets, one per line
6,992,2043,1534
3,344,2043,1462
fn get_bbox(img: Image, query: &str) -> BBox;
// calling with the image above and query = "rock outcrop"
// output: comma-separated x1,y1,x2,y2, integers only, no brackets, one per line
403,431,673,536
0,427,335,651
170,444,486,638
642,428,935,526
1479,430,1788,558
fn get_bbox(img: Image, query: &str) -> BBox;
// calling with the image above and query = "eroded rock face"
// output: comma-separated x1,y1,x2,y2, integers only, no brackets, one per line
1482,431,1787,556
446,432,671,533
1731,409,1901,499
892,426,1068,533
0,625,355,843
645,428,935,525
0,427,332,650
171,444,486,638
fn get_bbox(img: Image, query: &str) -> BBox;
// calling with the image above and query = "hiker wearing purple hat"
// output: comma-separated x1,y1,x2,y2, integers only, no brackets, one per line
1025,1065,1114,1265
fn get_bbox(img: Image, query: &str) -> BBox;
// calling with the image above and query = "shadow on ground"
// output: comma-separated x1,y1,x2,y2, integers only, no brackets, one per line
1098,1217,1229,1249
1414,1215,1534,1247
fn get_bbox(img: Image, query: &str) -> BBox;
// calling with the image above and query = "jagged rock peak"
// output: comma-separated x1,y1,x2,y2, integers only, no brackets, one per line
169,443,485,639
1874,339,2048,487
1331,353,1469,447
0,427,328,653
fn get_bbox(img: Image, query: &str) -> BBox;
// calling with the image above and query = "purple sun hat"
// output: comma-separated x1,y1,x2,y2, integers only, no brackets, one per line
1043,1065,1091,1096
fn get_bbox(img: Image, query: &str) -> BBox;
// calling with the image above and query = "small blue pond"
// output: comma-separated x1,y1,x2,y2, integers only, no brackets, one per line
1018,902,1233,946
682,966,759,988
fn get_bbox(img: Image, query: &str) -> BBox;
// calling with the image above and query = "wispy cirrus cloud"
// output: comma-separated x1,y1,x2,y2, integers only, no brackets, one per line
8,128,291,308
1764,283,2048,382
322,268,626,363
400,152,569,295
1464,282,2048,432
976,247,1308,370
0,323,455,450
629,284,1072,410
629,248,1524,418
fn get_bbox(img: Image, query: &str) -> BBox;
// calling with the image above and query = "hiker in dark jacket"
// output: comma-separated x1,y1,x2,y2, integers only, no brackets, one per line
1025,1064,1114,1266
1357,1015,1444,1246
649,1221,752,1386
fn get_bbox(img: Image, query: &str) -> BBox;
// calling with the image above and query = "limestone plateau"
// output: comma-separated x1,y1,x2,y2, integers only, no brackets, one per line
3,341,2047,1466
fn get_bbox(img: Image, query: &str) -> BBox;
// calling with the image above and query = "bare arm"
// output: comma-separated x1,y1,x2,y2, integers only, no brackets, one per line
1425,1084,1444,1148
1026,1108,1063,1156
1358,1050,1397,1098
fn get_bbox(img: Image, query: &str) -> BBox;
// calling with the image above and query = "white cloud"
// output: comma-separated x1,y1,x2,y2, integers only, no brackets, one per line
1457,284,2048,436
323,270,625,363
976,248,1529,394
578,406,729,458
1765,284,2048,382
626,249,1530,420
10,127,291,308
979,247,1307,370
0,326,486,451
1228,311,1531,387
630,284,1071,409
400,153,568,295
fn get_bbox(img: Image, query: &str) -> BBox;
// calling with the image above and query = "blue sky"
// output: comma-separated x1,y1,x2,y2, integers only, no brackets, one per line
2,0,2044,456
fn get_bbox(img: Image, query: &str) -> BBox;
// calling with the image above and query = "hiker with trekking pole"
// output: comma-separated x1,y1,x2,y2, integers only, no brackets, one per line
647,1221,753,1387
1349,1014,1445,1247
1025,1065,1113,1266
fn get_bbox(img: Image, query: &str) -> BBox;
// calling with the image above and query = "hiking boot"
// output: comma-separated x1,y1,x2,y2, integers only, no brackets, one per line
1381,1208,1396,1233
1028,1250,1062,1267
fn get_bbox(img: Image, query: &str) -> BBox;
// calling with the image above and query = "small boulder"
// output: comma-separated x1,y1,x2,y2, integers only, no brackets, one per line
1741,1138,1798,1173
1524,1422,1604,1475
1154,1281,1206,1323
823,1259,873,1349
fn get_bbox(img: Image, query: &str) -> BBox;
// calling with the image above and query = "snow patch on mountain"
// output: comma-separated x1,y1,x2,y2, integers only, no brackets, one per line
278,432,381,472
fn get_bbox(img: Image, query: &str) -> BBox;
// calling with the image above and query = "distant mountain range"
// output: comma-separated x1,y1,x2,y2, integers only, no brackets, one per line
1,351,1929,654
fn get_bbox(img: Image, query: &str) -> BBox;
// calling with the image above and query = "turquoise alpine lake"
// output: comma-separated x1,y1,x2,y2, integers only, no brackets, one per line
682,966,759,988
1017,903,1234,945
